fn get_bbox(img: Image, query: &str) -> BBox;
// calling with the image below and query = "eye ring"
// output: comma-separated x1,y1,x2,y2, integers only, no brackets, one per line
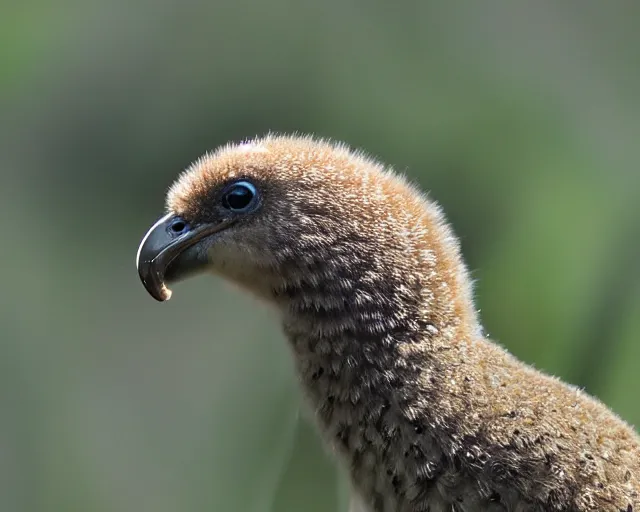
222,180,258,212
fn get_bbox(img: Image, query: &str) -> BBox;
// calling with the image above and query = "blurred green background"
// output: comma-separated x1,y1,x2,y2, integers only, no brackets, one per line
1,1,639,511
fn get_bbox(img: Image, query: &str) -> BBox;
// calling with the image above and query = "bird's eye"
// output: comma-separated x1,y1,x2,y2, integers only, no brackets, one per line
168,217,190,236
222,181,258,212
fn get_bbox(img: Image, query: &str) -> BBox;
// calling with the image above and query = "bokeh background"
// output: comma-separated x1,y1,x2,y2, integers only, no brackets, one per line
1,1,639,511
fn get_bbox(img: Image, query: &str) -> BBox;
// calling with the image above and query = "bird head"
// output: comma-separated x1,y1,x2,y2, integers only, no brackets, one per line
136,135,476,333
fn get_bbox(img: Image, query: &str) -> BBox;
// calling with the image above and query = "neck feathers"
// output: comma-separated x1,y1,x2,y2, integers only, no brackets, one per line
270,199,481,507
274,190,479,357
271,194,480,412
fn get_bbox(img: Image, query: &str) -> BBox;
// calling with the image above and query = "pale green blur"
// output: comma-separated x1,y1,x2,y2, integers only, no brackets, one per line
1,2,639,511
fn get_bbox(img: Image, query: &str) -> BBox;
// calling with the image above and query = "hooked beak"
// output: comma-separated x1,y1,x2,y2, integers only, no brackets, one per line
136,213,233,301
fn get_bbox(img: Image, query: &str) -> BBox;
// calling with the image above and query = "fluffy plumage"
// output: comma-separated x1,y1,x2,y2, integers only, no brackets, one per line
149,135,640,511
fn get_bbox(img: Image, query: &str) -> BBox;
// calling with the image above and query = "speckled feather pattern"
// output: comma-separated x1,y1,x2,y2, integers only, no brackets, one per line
167,135,639,512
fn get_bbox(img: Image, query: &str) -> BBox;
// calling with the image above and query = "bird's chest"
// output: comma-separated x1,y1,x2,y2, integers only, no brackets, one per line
294,356,451,512
283,321,486,511
301,369,404,510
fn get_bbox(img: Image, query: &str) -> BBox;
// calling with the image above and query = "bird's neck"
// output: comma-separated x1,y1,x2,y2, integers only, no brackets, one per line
271,239,480,436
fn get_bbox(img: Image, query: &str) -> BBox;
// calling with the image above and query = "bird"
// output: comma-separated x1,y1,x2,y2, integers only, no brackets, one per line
136,134,639,512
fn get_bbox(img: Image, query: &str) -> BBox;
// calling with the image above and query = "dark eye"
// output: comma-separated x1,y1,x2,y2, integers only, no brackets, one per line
168,217,190,236
222,181,258,212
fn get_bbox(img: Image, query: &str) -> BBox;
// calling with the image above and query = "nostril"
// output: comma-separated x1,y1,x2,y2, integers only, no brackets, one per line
168,218,188,235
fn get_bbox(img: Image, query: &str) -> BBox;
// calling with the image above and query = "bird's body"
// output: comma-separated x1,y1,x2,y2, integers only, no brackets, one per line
137,135,639,511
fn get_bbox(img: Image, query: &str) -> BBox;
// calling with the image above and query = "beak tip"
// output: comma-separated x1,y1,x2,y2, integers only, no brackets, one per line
159,285,173,301
137,263,173,302
143,279,173,302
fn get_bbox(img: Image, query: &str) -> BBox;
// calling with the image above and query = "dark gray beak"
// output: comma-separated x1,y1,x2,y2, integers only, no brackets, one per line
136,213,232,301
